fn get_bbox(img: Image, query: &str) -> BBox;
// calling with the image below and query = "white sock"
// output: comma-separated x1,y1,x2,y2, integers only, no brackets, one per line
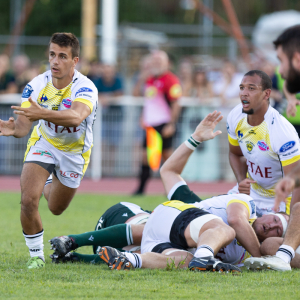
45,174,52,187
276,245,295,264
122,252,142,268
194,245,214,258
23,229,45,261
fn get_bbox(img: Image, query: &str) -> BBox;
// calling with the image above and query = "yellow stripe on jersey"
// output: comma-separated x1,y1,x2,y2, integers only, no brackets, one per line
23,126,41,161
227,199,250,218
281,155,300,166
81,147,92,179
228,134,239,146
286,196,291,215
249,218,257,226
162,200,196,211
21,101,31,108
73,98,93,113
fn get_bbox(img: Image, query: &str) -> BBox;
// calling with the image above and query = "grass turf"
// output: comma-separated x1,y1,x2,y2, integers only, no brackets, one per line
1,192,300,299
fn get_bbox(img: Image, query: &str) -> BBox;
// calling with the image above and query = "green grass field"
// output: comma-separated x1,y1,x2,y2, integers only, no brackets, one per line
1,192,300,299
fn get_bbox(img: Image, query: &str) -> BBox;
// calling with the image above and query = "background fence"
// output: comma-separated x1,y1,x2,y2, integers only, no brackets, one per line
0,94,238,181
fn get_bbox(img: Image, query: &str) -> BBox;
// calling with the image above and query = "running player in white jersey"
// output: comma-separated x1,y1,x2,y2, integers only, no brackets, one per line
0,33,98,269
227,70,300,216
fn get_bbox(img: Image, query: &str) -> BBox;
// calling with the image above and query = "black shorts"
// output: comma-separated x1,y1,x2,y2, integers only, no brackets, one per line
142,123,174,150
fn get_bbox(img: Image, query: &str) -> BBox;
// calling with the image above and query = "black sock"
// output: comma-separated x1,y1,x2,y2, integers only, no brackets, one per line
135,165,150,193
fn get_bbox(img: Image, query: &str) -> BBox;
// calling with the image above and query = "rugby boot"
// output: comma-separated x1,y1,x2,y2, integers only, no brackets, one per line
189,256,241,273
50,252,79,264
49,236,78,258
244,255,291,271
27,256,45,269
98,246,133,270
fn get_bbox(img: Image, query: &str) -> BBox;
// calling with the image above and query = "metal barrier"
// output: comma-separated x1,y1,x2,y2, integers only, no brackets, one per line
0,94,238,181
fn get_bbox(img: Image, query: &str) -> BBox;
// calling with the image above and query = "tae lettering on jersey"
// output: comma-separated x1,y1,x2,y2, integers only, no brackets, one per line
248,160,272,178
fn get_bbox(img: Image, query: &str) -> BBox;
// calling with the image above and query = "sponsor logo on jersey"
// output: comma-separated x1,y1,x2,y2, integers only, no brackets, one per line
282,149,298,156
40,94,48,102
238,130,243,138
226,123,230,133
246,141,254,153
62,98,72,108
75,87,93,97
40,104,48,109
249,200,256,214
52,104,60,111
22,84,33,98
122,213,128,217
279,141,295,153
59,170,79,178
32,150,53,158
248,129,256,135
257,140,269,151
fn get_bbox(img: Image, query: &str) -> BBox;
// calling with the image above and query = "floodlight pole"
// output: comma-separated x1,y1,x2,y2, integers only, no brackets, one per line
101,0,118,65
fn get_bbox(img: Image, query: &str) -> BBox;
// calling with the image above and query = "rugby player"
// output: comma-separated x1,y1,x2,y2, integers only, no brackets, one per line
0,33,98,268
245,25,300,271
50,112,288,272
227,70,300,216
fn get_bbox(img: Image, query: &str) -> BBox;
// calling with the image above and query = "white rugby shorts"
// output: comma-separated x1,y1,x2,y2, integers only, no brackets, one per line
24,136,91,189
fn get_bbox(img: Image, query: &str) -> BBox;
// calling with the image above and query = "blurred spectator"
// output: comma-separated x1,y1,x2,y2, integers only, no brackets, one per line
87,60,102,85
133,50,182,195
213,60,243,106
95,64,123,174
191,66,213,103
178,59,193,97
0,54,17,95
12,54,31,93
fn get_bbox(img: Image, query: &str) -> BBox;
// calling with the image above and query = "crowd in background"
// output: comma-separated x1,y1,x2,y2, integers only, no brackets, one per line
0,52,289,113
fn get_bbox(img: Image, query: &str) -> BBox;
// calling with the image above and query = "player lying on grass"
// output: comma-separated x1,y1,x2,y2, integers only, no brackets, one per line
50,111,289,272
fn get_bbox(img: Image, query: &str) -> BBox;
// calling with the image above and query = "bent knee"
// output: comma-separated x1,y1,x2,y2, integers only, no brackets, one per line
48,205,65,216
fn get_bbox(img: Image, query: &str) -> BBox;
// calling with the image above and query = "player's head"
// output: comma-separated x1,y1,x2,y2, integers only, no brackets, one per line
273,25,300,93
151,50,169,76
49,32,80,79
252,212,289,242
239,70,272,115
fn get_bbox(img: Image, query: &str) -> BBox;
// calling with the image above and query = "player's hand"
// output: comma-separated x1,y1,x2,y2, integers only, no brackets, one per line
161,123,176,138
286,99,300,117
273,177,295,212
0,117,16,136
12,97,43,122
192,111,223,142
238,178,256,195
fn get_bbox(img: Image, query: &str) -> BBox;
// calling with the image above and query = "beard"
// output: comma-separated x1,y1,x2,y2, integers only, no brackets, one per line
242,108,254,115
285,62,300,93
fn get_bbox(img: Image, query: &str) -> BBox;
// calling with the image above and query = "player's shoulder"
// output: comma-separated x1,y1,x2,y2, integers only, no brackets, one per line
227,104,245,125
72,70,98,97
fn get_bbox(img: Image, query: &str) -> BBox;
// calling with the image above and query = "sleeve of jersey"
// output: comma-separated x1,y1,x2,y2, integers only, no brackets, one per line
227,197,256,219
168,181,202,203
227,110,239,146
274,118,300,166
20,79,38,108
166,75,182,101
73,84,98,113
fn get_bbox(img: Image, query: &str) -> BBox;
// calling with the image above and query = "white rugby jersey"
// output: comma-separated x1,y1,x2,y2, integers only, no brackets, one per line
227,104,300,199
193,193,256,265
21,70,98,154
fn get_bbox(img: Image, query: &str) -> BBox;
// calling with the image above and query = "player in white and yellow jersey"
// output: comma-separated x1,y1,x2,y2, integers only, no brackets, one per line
227,70,300,216
0,33,98,269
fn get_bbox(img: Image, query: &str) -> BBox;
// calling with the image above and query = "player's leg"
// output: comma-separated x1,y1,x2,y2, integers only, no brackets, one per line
46,173,77,215
20,162,51,268
245,203,300,271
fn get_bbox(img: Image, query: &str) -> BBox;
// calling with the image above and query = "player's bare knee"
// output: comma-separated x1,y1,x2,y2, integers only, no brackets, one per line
48,204,65,215
260,237,282,256
20,194,39,215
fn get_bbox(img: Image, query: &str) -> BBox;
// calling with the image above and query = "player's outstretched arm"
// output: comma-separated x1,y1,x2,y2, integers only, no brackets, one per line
12,97,91,127
0,115,32,138
226,202,261,257
160,111,222,194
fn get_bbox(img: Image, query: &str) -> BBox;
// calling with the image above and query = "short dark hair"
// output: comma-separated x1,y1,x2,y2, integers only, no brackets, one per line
273,25,300,59
49,33,80,58
244,70,272,91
